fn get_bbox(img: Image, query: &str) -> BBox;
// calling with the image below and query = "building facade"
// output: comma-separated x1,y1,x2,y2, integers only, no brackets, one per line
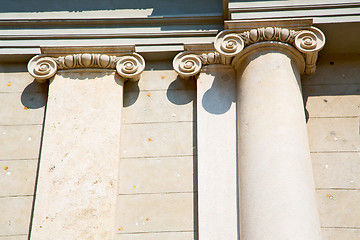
0,0,360,239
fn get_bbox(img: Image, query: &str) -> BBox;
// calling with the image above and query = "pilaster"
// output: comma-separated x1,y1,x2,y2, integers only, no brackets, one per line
27,46,145,240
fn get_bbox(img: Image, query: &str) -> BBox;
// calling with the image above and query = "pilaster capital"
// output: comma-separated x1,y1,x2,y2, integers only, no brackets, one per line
214,24,325,74
28,51,145,83
173,51,223,80
173,43,226,80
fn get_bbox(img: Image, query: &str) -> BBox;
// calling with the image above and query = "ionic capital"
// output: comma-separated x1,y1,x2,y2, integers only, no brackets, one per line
28,52,145,83
214,26,325,74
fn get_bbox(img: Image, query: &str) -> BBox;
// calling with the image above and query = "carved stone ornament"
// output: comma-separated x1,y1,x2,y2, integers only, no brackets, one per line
28,53,145,83
214,26,325,74
173,51,222,79
173,26,325,79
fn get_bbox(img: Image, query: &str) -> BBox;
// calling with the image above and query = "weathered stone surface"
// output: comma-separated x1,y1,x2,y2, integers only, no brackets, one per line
124,70,195,92
0,93,46,125
307,117,360,152
312,152,360,189
0,196,33,236
30,71,123,240
115,231,195,240
122,90,194,123
317,190,360,227
116,193,194,233
121,122,194,158
303,80,360,119
0,125,43,160
0,160,37,197
0,235,28,240
321,228,360,240
118,156,194,194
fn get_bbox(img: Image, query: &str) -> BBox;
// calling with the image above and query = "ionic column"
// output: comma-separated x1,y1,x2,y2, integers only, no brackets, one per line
173,48,238,240
214,22,325,240
27,49,145,240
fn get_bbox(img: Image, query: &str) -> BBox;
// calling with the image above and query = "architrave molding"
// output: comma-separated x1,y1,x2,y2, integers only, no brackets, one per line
28,46,145,83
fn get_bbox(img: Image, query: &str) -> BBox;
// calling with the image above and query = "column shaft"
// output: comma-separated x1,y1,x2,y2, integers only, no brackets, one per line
30,70,123,240
236,43,321,240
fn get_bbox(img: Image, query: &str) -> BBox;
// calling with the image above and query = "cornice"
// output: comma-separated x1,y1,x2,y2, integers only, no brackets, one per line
228,0,360,24
229,1,360,13
28,48,145,83
0,14,223,27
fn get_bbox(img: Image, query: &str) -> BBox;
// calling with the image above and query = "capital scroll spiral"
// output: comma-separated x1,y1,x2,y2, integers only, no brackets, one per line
173,53,202,80
294,27,325,53
214,34,245,64
116,53,145,81
28,56,58,83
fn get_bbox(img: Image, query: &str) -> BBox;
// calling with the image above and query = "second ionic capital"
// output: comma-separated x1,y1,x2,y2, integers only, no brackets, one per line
214,26,325,74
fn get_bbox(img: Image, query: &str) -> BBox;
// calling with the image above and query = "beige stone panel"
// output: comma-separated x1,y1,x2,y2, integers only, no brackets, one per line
0,160,37,196
303,82,360,118
0,93,46,125
30,71,123,240
0,125,42,160
321,228,360,240
124,71,195,92
302,55,360,85
312,152,360,189
308,117,360,152
305,95,360,118
116,193,194,233
0,235,28,240
302,84,360,97
0,196,33,235
122,90,194,123
197,66,238,240
118,157,194,194
0,69,47,94
115,232,195,240
317,190,360,227
121,122,194,158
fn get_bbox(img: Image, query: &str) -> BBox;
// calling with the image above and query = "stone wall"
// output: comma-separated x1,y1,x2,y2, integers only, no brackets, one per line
304,54,360,240
116,61,197,239
0,64,47,240
0,54,359,239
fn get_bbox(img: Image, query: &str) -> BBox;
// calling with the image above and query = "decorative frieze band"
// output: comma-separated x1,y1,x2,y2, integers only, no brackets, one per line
28,53,145,83
173,26,325,78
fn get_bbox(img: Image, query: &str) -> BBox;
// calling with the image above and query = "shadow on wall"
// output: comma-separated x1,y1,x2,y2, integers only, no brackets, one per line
201,71,236,115
21,80,48,109
123,80,140,107
167,76,196,106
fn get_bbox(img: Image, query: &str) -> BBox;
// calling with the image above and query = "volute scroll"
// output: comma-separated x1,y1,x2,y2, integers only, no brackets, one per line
172,51,222,80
